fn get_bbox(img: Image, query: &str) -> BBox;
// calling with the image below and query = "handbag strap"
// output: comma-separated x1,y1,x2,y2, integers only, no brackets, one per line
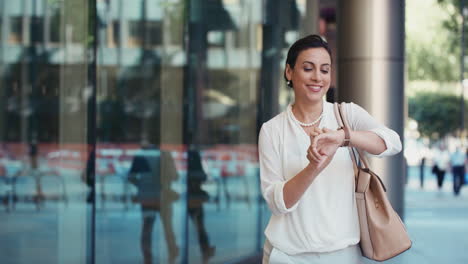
333,103,370,170
334,103,351,147
333,103,388,192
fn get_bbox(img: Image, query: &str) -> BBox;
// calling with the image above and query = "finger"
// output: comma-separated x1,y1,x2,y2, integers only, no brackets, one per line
311,133,323,149
308,154,320,165
307,148,316,161
311,141,324,162
310,132,319,138
308,149,322,163
313,136,329,158
323,127,331,133
311,127,318,135
314,126,322,134
318,147,326,156
308,145,320,159
309,131,321,144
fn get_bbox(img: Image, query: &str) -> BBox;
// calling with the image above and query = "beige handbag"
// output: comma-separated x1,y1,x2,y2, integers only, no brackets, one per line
334,102,412,261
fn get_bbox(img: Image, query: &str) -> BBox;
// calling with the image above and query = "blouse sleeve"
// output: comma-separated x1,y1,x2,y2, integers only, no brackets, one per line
258,124,299,215
347,102,402,158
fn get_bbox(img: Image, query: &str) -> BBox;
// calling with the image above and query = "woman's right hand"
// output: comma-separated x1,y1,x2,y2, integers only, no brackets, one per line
306,127,337,171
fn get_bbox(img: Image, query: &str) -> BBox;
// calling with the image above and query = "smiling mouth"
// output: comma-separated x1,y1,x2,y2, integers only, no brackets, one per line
307,85,322,92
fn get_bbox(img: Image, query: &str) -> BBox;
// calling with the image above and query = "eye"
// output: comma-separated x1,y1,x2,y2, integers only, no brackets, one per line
304,68,313,72
321,70,329,74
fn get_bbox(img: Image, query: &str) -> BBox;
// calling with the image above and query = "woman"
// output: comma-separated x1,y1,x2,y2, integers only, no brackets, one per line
258,34,402,263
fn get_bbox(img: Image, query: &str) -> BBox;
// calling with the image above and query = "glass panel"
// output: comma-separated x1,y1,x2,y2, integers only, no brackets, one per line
49,6,61,44
30,16,44,44
95,0,187,263
185,0,263,262
9,16,23,44
0,0,94,263
0,0,323,263
110,21,120,48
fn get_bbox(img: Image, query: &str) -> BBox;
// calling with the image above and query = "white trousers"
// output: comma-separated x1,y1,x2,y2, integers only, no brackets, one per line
263,240,364,264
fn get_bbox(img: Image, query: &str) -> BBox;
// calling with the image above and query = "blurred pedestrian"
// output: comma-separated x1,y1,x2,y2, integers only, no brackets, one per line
432,144,450,190
420,156,425,188
187,147,216,263
450,146,466,196
128,142,180,264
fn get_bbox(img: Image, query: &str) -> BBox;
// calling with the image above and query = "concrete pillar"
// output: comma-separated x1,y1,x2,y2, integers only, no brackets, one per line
0,0,6,141
301,0,320,36
337,0,406,217
1,0,6,44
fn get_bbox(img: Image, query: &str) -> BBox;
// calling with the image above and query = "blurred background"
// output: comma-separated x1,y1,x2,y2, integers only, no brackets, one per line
0,0,466,263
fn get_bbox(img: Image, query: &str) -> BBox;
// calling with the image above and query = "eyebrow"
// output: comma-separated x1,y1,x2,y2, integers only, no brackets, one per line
303,61,331,67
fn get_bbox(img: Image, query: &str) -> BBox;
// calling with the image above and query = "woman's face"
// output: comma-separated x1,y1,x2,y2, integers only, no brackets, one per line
286,47,331,104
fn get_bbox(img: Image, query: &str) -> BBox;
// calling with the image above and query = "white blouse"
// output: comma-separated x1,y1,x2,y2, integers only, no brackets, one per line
258,101,402,255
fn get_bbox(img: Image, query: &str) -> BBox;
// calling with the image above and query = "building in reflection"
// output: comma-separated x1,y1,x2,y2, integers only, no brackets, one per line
0,0,405,263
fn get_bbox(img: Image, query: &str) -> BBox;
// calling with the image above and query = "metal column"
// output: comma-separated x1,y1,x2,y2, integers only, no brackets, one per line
337,0,406,217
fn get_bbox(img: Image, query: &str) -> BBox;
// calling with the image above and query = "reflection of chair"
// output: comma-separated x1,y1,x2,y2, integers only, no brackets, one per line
12,169,68,211
96,159,133,209
220,153,251,209
12,172,42,211
37,170,68,207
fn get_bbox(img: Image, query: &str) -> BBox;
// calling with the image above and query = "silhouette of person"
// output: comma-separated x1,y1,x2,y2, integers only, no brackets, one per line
433,145,450,190
128,142,179,264
187,148,216,263
28,139,38,170
25,139,43,209
450,146,466,196
420,157,425,188
81,147,96,203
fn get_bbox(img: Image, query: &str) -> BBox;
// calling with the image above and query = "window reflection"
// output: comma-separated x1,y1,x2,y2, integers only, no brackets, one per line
9,17,23,44
1,0,93,263
184,0,265,262
0,0,324,262
31,16,44,44
109,21,120,47
96,0,186,263
49,7,61,44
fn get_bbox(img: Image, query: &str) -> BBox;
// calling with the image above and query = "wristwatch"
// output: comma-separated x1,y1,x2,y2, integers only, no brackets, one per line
338,126,351,147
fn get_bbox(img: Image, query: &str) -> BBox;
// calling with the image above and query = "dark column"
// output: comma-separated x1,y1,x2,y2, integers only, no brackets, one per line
258,0,295,128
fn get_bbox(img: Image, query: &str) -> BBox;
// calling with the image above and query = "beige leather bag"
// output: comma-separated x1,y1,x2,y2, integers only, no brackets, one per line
334,102,412,261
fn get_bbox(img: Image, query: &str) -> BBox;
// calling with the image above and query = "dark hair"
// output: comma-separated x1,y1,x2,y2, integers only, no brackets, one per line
284,34,332,88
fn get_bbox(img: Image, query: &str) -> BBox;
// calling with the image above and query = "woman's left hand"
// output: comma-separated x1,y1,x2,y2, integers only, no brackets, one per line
310,128,345,161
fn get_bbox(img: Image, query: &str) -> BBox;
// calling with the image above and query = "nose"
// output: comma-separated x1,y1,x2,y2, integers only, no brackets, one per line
311,68,322,82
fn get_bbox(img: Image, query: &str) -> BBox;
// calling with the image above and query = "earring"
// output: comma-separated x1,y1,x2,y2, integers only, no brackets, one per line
287,80,291,87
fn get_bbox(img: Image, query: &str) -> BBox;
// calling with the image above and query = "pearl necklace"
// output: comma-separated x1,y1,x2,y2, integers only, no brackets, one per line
290,105,324,127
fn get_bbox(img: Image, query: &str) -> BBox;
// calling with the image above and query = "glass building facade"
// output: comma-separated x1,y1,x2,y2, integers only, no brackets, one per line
0,0,337,263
